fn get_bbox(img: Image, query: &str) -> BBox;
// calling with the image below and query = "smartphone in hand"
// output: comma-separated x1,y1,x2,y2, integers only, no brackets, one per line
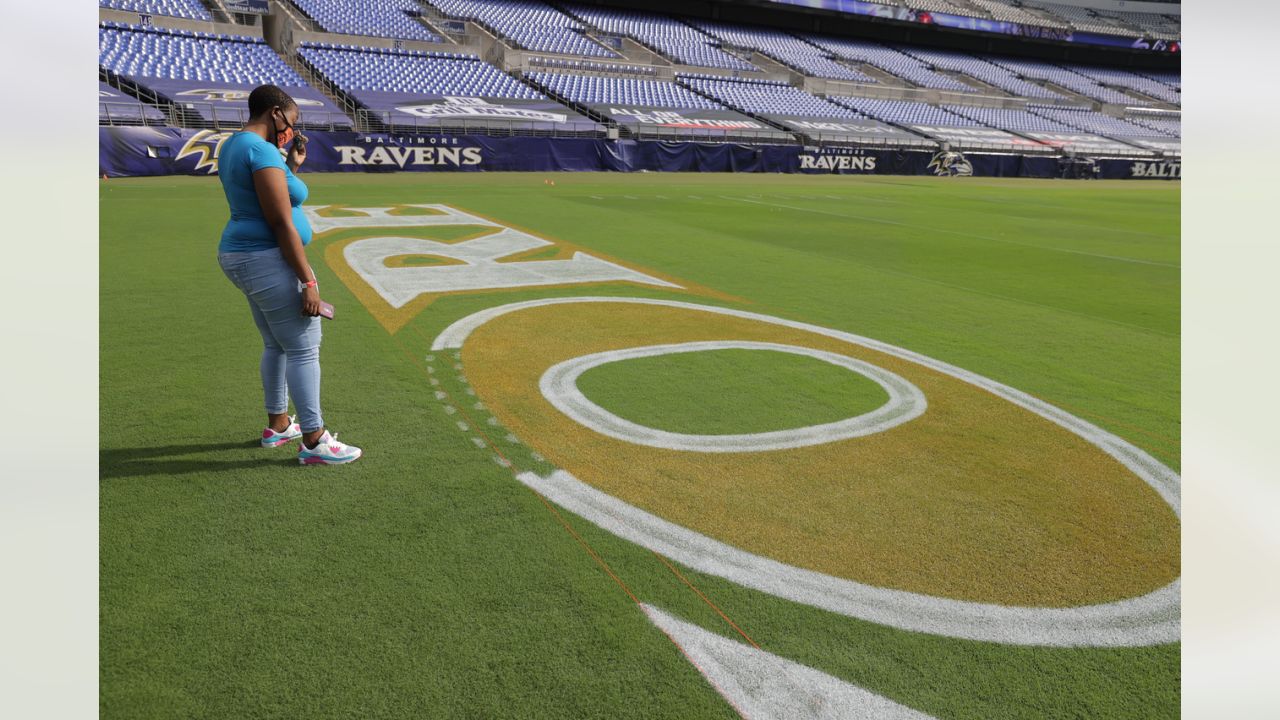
318,301,334,320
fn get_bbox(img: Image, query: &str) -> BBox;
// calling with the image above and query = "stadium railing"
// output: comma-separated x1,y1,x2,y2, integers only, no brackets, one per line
99,101,171,127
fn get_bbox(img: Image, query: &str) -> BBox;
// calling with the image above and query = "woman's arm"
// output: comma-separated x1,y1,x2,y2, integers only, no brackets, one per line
252,167,321,316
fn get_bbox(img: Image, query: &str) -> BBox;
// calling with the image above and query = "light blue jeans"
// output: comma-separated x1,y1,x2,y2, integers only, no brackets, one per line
218,248,324,433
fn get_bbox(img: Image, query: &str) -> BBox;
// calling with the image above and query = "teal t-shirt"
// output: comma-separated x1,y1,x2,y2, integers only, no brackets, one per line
217,132,312,253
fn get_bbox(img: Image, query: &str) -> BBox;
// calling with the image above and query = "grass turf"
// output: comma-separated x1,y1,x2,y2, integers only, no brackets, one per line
101,172,1179,718
574,348,892,435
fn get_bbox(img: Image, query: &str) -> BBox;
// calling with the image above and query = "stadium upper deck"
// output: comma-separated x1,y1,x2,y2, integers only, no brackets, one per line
97,0,1180,156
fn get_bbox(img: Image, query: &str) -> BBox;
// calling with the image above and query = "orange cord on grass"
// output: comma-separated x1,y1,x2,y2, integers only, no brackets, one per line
650,551,761,650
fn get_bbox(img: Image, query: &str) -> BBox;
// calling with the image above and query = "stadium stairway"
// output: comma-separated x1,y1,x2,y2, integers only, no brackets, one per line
195,0,233,25
1027,79,1097,107
415,3,654,79
417,1,519,63
719,45,799,83
835,59,913,88
552,3,696,73
584,32,670,67
1103,85,1174,109
276,0,326,33
281,51,364,130
934,69,1014,96
406,1,459,43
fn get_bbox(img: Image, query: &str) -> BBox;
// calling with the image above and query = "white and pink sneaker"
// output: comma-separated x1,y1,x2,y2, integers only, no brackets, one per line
297,431,362,465
261,416,303,448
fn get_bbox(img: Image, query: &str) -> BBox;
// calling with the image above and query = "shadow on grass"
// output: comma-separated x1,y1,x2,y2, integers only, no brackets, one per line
100,440,293,479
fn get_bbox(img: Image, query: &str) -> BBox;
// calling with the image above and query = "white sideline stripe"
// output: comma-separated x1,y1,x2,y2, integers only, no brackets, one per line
438,297,1180,646
539,341,925,453
721,196,1180,269
641,604,936,720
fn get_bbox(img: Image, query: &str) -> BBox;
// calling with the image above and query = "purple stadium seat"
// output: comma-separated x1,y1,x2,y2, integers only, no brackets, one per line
99,0,212,21
803,35,973,92
690,22,876,83
677,75,857,118
290,0,444,43
560,3,757,71
297,43,597,131
99,24,352,128
425,0,618,58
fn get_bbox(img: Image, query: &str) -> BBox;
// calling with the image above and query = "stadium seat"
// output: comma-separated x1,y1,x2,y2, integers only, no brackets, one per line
99,24,351,128
690,21,876,83
529,72,721,110
560,3,758,71
677,75,857,118
425,0,618,58
99,0,212,21
290,0,445,43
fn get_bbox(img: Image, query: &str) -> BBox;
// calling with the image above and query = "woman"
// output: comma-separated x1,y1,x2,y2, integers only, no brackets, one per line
216,84,361,465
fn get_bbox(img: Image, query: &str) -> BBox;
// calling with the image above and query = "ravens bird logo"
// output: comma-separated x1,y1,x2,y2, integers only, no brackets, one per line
176,130,235,174
928,150,973,177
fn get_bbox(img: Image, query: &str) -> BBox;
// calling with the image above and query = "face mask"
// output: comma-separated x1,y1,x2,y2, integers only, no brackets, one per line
272,108,295,149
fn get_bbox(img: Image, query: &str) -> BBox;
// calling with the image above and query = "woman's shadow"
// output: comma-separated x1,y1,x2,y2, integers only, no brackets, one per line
100,440,295,479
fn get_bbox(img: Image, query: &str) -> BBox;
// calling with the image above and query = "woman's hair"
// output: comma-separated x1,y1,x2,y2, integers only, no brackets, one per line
248,85,297,118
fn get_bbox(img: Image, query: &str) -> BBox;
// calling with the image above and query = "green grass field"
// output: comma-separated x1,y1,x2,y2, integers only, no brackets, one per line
101,172,1179,719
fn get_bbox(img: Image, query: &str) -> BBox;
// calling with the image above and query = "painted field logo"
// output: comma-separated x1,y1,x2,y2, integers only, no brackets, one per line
433,297,1181,648
319,201,1180,650
312,204,715,332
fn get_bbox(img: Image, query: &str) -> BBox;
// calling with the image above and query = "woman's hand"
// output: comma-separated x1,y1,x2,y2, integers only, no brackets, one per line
287,134,308,172
301,284,322,317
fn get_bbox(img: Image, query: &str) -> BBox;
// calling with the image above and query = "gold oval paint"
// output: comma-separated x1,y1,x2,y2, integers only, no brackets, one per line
461,301,1179,607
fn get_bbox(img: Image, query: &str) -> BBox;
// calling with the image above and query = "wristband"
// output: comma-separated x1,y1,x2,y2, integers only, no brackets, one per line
302,279,317,289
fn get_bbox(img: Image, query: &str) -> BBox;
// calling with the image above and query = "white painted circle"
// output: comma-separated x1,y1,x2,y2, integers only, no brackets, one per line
539,341,926,453
434,297,1181,647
